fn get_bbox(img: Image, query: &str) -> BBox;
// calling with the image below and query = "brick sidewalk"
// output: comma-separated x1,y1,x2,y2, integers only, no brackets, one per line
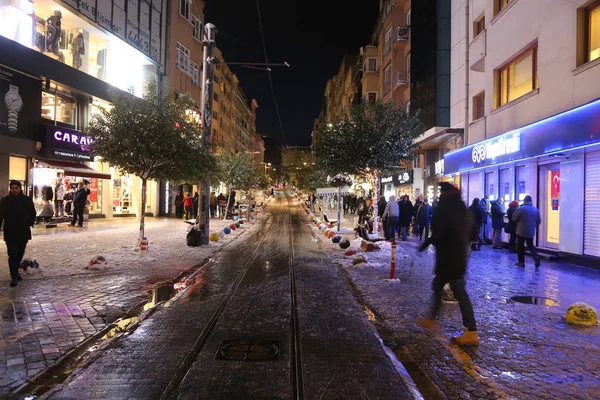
0,214,265,395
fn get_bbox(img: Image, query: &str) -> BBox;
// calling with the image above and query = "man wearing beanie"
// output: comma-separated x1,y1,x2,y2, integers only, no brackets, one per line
0,181,36,287
417,182,479,346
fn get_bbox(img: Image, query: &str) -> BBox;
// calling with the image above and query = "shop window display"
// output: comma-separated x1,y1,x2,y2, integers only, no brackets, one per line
113,172,133,215
0,0,158,97
42,91,77,126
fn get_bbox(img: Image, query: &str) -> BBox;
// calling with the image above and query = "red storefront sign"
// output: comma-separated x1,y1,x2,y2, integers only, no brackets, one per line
89,178,98,202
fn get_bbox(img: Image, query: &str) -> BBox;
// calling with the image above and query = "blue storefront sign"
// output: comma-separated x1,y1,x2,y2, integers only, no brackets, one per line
444,97,600,174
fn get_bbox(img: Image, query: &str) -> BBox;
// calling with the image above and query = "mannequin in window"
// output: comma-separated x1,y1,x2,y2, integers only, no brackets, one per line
46,10,63,57
69,30,85,70
97,49,106,80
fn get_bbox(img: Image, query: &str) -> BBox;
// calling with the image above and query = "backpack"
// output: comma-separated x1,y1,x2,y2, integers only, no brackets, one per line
186,227,204,246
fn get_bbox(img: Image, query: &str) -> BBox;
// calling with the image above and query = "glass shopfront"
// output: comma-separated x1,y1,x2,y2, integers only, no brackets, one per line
42,91,77,126
0,0,159,97
112,170,133,215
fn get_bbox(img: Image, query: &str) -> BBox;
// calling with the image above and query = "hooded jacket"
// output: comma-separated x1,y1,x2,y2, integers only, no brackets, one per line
399,197,413,225
512,201,541,238
382,196,399,218
490,200,505,229
0,192,36,242
425,187,472,280
505,201,519,235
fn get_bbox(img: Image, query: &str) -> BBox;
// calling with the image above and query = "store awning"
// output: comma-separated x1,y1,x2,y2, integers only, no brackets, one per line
316,187,351,196
413,127,463,153
36,159,112,180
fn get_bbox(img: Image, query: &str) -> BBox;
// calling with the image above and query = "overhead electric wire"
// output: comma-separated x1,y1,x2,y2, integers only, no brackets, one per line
255,0,289,148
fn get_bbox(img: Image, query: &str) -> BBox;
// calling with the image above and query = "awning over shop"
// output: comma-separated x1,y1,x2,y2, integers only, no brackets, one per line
36,159,112,180
316,187,351,196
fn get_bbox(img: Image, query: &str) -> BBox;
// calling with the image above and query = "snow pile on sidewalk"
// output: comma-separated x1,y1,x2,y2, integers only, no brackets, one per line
0,215,267,280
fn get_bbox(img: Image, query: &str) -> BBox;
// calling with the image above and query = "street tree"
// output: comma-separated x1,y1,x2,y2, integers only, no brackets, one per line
214,152,257,218
88,81,214,244
313,100,425,231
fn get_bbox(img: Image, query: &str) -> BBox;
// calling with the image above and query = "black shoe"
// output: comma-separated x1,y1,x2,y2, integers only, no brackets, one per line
10,280,17,287
70,223,75,227
535,258,541,267
515,262,525,267
17,274,23,281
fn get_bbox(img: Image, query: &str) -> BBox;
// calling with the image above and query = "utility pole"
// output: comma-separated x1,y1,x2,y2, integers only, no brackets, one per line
200,23,217,244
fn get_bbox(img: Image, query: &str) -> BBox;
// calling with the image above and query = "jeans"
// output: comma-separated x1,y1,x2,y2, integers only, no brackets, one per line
518,236,539,263
54,200,64,217
185,206,193,220
493,228,503,247
418,223,429,240
387,216,399,240
71,205,84,226
6,240,27,281
478,225,485,245
430,276,477,330
400,225,409,240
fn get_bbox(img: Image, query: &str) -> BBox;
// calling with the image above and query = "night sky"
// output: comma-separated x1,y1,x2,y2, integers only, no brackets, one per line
203,0,380,148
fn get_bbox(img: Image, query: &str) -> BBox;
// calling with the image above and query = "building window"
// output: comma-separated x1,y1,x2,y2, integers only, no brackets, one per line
497,45,537,107
213,92,219,102
474,16,485,37
213,111,218,121
384,27,392,55
588,2,600,62
406,10,411,26
384,65,392,94
406,53,411,75
364,58,377,72
41,92,77,127
214,74,220,83
179,0,191,20
473,92,485,120
191,62,199,86
176,42,191,74
192,16,203,41
496,0,513,14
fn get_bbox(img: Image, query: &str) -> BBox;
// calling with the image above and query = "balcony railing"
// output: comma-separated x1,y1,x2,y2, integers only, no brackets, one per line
396,26,409,41
394,71,409,87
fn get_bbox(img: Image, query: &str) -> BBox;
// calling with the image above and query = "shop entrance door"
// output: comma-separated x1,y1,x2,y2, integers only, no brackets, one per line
538,163,560,250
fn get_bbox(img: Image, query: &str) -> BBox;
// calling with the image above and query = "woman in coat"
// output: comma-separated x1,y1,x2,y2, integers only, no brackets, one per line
505,200,519,253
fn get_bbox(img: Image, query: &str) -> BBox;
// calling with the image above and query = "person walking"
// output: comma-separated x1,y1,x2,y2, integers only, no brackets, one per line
193,192,200,219
209,192,217,218
217,193,226,218
480,195,490,244
512,195,541,267
183,193,194,220
54,179,65,217
468,198,484,251
505,200,519,253
174,191,183,219
491,198,505,249
398,195,413,241
0,181,36,287
416,198,433,240
377,195,388,239
382,195,399,241
412,196,423,236
418,182,479,346
70,183,89,227
357,196,369,226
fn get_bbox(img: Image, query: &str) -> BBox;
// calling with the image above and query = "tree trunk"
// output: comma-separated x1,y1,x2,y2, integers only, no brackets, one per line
139,178,147,245
337,186,342,232
224,190,233,221
373,173,381,237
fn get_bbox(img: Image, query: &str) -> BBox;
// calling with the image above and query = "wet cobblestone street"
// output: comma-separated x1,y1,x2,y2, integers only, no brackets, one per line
340,237,600,399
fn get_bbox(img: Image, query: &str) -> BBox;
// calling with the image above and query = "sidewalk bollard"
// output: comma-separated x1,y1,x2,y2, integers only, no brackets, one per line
390,239,396,279
140,238,149,257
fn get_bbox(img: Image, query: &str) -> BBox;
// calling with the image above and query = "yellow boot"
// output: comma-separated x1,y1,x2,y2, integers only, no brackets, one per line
451,328,479,346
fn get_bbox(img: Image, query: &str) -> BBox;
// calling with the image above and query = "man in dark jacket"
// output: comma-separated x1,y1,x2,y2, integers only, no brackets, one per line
512,195,541,267
398,195,413,240
468,198,484,251
416,198,433,240
418,182,478,346
377,196,388,239
71,183,89,227
490,198,505,249
0,181,36,287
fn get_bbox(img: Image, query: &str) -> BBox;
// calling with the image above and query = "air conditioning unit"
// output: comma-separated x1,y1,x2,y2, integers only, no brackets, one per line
396,26,409,41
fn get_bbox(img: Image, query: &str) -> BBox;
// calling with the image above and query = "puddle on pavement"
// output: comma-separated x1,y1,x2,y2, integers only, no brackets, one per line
215,339,279,361
510,296,559,306
144,284,178,310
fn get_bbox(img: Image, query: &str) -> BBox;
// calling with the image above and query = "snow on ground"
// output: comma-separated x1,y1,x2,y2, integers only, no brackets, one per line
0,207,271,280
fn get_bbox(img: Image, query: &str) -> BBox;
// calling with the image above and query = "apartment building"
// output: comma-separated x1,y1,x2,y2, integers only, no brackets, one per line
445,0,600,261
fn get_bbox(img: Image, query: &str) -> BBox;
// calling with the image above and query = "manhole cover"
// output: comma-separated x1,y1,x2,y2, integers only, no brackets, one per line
510,296,559,306
215,339,279,361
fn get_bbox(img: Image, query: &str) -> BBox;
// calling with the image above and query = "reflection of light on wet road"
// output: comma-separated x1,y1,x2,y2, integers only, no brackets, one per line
430,329,512,399
543,269,560,302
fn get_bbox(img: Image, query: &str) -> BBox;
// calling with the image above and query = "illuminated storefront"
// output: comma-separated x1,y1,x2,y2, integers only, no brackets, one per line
0,0,165,218
444,98,600,259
